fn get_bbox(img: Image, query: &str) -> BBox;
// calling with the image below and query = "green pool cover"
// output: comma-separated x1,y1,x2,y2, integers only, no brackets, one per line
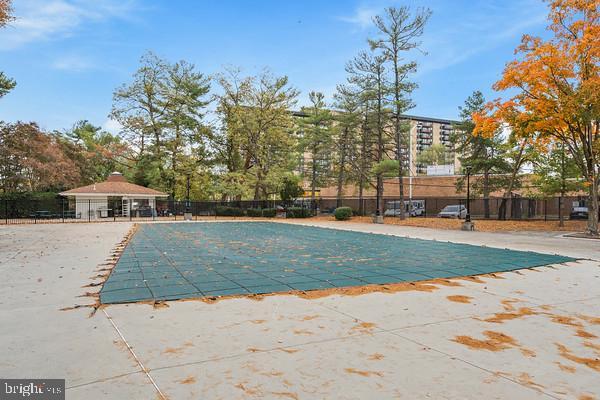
100,222,575,304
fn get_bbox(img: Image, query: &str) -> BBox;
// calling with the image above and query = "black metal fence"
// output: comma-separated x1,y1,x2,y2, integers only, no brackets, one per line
322,195,593,221
0,195,593,225
0,198,317,224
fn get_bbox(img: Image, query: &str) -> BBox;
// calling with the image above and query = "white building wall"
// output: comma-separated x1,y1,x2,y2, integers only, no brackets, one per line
74,196,108,220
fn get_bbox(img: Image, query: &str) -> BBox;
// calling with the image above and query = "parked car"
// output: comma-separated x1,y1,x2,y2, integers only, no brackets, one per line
569,206,588,220
384,200,425,217
384,207,425,217
438,205,467,219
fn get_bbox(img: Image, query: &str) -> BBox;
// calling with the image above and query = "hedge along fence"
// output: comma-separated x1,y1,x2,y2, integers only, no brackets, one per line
262,208,277,217
215,206,245,217
214,207,281,218
214,206,313,218
246,208,277,217
285,207,313,218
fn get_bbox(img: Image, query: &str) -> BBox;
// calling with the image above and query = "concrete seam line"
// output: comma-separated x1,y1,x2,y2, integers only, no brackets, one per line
387,330,562,400
315,301,561,399
102,308,167,400
149,329,390,374
65,371,143,390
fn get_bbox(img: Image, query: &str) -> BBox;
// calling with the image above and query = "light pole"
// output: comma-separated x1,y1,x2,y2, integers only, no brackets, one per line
186,175,191,211
465,166,472,223
184,174,192,221
461,165,474,231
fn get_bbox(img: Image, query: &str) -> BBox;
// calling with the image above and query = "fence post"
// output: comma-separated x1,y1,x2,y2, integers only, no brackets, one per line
544,199,547,222
61,197,65,223
129,199,132,221
88,199,91,222
113,199,116,222
4,199,7,225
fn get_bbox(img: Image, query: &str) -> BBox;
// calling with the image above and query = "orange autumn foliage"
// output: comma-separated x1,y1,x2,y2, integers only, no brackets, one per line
0,0,13,28
474,0,599,141
473,0,600,234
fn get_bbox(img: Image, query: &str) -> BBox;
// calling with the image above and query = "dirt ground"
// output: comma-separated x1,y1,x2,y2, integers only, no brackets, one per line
307,216,588,232
3,215,589,233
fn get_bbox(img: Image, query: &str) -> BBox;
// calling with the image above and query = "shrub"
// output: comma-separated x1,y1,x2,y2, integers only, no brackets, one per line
262,208,277,218
286,207,312,218
246,208,263,217
215,206,244,217
334,207,353,221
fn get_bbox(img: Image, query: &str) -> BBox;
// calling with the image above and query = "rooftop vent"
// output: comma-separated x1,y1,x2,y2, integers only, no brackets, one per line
106,172,127,182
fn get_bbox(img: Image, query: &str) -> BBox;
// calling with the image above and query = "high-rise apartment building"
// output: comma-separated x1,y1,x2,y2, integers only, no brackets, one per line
402,114,461,176
294,112,461,193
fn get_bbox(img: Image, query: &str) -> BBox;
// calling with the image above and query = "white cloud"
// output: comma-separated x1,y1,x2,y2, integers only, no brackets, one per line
102,119,122,134
338,6,378,30
51,54,95,71
0,0,139,50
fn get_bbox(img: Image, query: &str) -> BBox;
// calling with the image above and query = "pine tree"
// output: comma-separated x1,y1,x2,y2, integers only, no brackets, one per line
298,91,333,204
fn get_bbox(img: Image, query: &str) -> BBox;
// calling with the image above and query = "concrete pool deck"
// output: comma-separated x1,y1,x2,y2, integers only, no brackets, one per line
1,221,599,399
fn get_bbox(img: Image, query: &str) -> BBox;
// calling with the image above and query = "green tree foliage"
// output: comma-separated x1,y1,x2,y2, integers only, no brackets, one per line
531,144,584,226
531,144,583,197
453,91,510,218
416,143,452,166
110,52,211,198
0,72,15,99
332,85,361,207
298,91,333,202
215,172,251,201
215,68,299,200
4,2,584,216
345,51,390,217
162,60,212,199
59,120,128,184
333,82,375,215
370,6,431,219
0,0,15,99
496,132,537,220
213,67,250,182
279,175,303,202
372,159,399,177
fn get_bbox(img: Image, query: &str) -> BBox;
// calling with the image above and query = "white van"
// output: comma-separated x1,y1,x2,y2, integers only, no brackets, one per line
384,200,426,217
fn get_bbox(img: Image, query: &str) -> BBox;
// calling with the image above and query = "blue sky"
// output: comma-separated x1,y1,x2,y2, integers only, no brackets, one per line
0,0,550,133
